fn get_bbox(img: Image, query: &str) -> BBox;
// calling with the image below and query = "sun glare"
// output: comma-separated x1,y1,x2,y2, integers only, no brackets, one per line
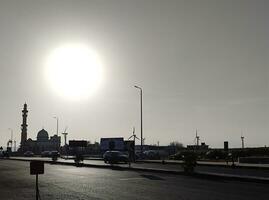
45,44,103,100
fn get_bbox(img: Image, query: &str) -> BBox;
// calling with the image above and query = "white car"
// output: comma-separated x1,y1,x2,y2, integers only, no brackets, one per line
103,151,129,164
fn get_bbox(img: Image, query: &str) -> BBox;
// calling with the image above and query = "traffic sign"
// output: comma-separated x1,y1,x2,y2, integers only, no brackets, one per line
30,161,44,175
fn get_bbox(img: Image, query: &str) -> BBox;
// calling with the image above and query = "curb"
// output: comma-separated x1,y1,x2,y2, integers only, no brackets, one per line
136,160,269,170
65,158,269,171
6,158,269,184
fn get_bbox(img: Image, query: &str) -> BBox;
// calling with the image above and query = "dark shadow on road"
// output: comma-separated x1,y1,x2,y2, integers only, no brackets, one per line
191,173,233,183
110,165,127,171
140,174,165,180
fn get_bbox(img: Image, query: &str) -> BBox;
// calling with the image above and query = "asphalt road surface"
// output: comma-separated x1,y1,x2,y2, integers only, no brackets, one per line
12,157,269,178
0,160,269,200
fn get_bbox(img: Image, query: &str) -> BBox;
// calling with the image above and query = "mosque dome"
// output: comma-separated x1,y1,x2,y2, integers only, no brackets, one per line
37,129,49,142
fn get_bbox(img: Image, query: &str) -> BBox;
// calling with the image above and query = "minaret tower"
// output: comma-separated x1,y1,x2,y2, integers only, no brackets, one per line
241,133,245,149
21,103,28,146
195,129,200,146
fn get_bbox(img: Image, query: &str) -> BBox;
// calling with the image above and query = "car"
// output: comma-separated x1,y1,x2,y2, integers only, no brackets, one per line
41,151,51,157
103,151,129,164
143,150,161,160
50,151,60,157
1,151,9,158
135,151,147,160
24,151,34,157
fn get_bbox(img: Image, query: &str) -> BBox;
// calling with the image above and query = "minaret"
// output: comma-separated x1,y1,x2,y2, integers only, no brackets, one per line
195,129,200,146
241,134,245,149
21,103,28,146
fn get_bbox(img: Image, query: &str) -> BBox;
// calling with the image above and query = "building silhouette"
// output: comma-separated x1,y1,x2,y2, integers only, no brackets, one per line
24,129,60,154
19,103,60,154
20,103,28,152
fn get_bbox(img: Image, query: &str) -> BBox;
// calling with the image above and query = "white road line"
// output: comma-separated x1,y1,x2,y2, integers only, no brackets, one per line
119,177,145,181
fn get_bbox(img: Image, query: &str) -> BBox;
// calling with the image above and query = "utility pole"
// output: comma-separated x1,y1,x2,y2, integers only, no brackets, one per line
53,117,60,152
36,174,39,200
8,128,13,151
53,117,59,136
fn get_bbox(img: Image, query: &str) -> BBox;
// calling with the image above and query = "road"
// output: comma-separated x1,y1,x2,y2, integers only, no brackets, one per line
11,157,269,179
1,160,269,200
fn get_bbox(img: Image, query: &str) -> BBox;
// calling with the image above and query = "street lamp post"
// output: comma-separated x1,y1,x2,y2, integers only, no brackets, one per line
134,85,143,156
8,128,13,151
53,117,60,152
53,117,59,136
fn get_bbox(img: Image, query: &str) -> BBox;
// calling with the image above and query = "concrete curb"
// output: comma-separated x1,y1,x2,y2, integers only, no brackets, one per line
136,160,269,170
7,158,269,184
64,158,269,170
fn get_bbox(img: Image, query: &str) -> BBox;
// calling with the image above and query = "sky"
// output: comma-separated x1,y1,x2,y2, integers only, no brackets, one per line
0,0,268,148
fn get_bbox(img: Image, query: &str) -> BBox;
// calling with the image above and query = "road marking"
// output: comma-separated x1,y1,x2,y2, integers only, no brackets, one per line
119,177,145,181
119,176,175,181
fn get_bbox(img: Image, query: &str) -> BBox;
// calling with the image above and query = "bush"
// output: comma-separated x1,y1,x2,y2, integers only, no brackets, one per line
182,152,197,174
74,154,84,166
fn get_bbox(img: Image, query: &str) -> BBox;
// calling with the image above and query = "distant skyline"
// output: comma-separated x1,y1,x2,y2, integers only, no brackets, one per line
0,0,268,148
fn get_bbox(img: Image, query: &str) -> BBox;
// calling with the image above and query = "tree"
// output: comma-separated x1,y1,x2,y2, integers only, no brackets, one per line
169,141,184,153
182,151,197,174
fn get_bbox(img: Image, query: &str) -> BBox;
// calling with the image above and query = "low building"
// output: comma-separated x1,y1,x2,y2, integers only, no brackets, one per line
187,142,209,152
22,129,61,154
100,137,125,152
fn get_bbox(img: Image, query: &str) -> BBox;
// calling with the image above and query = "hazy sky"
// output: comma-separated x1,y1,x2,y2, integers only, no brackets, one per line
0,0,268,148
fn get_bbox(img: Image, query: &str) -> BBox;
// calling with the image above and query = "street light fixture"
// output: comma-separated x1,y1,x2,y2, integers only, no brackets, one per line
134,85,143,156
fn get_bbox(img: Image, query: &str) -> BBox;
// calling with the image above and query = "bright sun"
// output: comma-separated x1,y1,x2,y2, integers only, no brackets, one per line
45,44,103,100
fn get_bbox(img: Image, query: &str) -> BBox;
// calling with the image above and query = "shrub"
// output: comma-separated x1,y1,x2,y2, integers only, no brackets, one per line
182,152,197,174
